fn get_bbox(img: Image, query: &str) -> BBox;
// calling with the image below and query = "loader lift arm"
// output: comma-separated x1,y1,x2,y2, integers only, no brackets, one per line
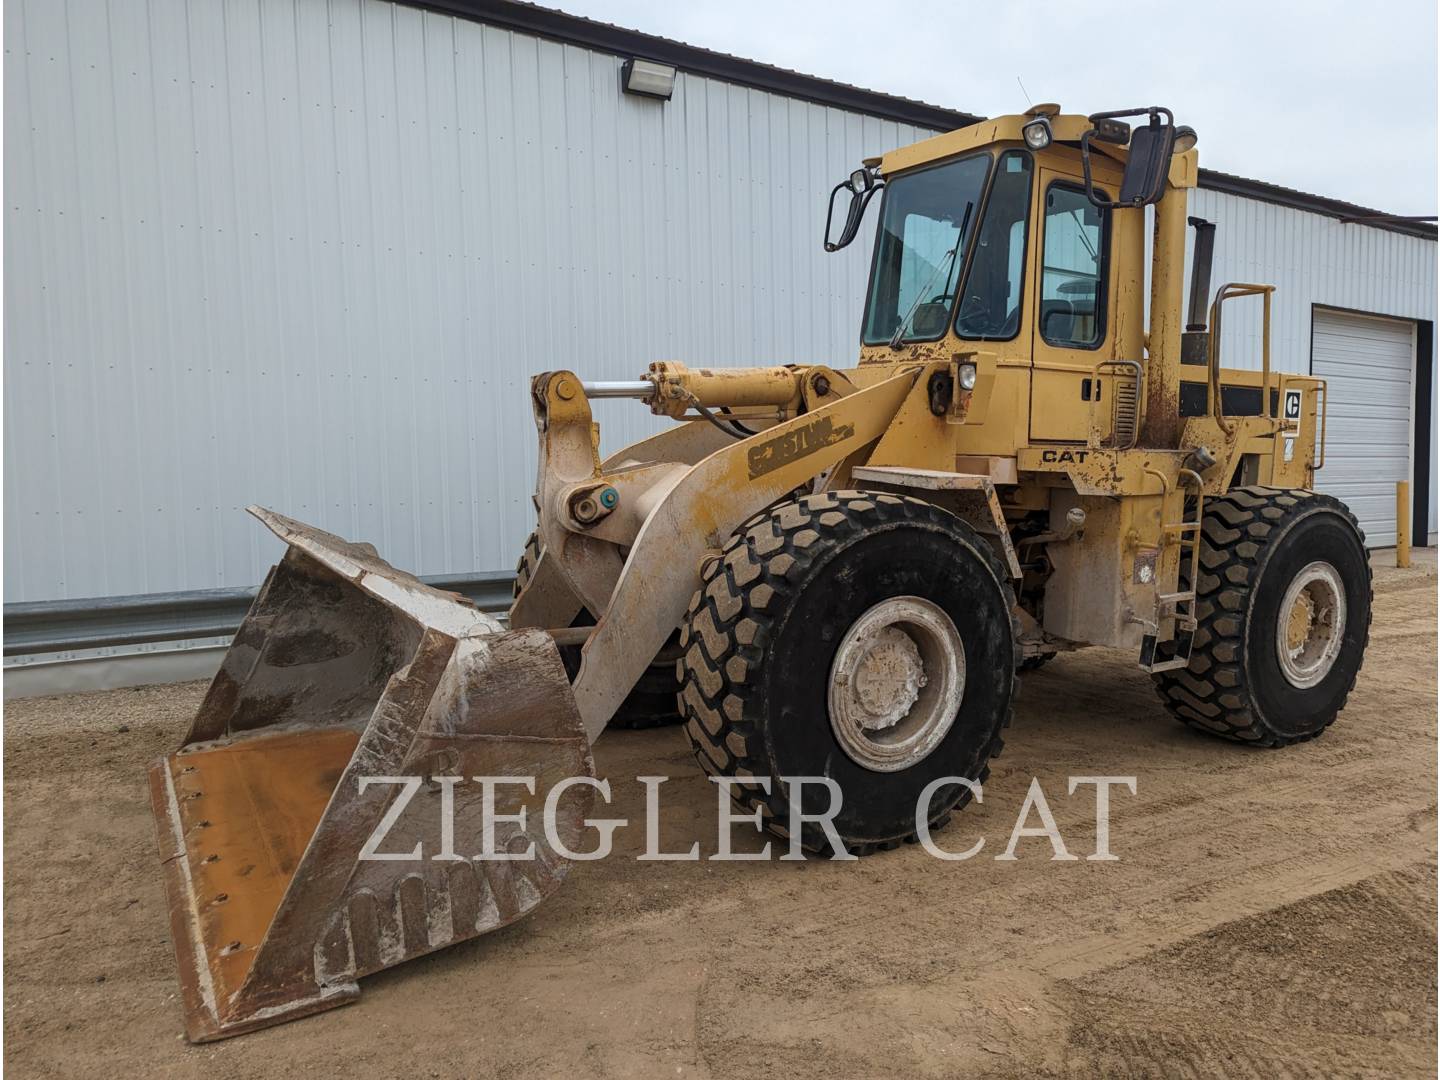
517,365,926,740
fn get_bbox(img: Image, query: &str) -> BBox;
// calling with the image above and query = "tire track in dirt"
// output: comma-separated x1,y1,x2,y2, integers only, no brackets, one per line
1056,863,1436,1078
1034,847,1433,981
3,557,1433,1078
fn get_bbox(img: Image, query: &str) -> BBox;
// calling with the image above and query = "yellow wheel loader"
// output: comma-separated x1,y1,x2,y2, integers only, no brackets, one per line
149,105,1371,1040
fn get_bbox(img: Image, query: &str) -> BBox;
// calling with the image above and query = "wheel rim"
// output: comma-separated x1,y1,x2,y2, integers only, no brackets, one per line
827,596,966,773
1275,560,1347,689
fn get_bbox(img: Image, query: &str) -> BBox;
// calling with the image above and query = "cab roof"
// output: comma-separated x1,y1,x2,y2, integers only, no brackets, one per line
871,112,1199,191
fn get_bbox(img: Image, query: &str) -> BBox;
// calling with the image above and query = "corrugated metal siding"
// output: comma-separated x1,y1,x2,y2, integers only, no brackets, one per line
5,1,1436,607
3,0,927,603
1185,188,1437,533
1187,189,1438,379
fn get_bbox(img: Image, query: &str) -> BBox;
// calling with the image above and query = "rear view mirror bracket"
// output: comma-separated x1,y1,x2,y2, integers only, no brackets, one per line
823,170,884,252
1081,106,1175,210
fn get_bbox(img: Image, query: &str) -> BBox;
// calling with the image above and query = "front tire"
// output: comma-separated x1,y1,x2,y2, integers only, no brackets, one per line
1153,487,1372,746
677,491,1017,854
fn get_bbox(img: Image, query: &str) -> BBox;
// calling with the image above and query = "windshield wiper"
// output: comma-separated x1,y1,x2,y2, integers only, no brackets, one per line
889,200,973,350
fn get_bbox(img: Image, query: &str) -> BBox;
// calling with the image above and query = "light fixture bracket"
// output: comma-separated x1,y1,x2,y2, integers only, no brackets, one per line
621,57,676,101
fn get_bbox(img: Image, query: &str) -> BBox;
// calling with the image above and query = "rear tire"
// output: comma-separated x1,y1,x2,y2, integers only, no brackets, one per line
1152,487,1372,746
677,491,1017,855
513,532,683,730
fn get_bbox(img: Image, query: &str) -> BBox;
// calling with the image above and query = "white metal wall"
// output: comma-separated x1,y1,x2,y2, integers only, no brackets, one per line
5,0,1436,607
1188,189,1437,379
3,0,928,603
1184,188,1437,535
1311,309,1417,545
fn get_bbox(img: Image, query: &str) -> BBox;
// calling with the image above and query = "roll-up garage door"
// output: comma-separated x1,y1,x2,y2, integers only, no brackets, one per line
1311,308,1415,547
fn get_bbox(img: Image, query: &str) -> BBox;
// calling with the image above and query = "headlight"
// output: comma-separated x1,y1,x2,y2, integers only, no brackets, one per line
1021,116,1052,150
849,167,872,191
958,363,978,391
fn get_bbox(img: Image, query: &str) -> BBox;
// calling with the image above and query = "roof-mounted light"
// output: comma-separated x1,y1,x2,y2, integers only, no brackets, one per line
1022,115,1053,150
1172,125,1198,154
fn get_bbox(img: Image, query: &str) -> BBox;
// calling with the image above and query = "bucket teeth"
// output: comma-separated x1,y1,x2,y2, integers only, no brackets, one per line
149,509,593,1042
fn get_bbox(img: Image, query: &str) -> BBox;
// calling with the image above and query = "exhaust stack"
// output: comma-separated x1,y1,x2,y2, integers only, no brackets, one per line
1182,216,1217,369
1185,216,1217,331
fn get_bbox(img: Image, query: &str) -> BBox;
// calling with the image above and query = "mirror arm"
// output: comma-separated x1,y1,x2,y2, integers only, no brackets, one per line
1081,106,1175,211
822,180,850,252
1080,130,1118,211
823,180,883,253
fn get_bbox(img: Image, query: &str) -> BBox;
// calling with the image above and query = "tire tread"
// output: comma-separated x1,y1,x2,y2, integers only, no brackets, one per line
676,491,1018,856
1152,486,1371,747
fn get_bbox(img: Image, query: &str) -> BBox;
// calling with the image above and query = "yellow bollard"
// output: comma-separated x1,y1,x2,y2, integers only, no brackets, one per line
1396,481,1411,568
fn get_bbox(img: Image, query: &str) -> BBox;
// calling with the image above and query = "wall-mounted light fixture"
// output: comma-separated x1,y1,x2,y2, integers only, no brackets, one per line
621,58,676,101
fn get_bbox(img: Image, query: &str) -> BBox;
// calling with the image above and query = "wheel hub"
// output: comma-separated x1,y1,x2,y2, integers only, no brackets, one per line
828,597,966,773
851,627,926,729
1275,560,1346,689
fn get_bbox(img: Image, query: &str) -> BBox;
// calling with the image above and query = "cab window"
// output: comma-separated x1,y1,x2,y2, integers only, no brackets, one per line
1039,184,1107,349
861,154,991,346
955,150,1033,340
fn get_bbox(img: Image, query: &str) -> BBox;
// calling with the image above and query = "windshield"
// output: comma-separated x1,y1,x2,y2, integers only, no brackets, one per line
861,153,991,346
955,150,1034,341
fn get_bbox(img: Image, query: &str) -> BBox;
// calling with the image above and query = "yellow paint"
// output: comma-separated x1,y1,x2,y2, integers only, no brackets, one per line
1397,480,1411,568
646,361,803,418
538,107,1333,666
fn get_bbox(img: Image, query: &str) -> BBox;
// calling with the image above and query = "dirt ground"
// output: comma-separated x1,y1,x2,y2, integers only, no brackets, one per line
4,552,1436,1079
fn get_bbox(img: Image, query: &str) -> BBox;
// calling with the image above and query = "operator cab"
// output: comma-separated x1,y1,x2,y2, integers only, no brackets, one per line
826,105,1190,356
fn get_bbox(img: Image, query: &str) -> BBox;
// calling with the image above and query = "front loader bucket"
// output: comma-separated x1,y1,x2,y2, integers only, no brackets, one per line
148,508,594,1041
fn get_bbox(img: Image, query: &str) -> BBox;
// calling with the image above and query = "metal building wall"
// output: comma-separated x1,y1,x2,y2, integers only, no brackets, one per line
6,0,1436,612
1186,187,1438,533
3,0,928,604
1189,188,1437,377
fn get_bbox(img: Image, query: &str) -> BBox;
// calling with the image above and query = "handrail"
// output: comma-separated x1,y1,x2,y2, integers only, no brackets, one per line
1142,465,1170,494
1279,373,1329,471
1206,282,1275,435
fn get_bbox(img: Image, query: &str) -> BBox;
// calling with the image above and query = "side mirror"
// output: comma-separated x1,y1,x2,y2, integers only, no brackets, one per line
823,167,884,252
1081,107,1177,209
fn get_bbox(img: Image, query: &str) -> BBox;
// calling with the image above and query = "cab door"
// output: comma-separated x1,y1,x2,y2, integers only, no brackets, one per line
1028,169,1114,442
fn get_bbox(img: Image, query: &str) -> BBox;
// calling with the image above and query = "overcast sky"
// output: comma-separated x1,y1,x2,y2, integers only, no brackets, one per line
555,0,1437,216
